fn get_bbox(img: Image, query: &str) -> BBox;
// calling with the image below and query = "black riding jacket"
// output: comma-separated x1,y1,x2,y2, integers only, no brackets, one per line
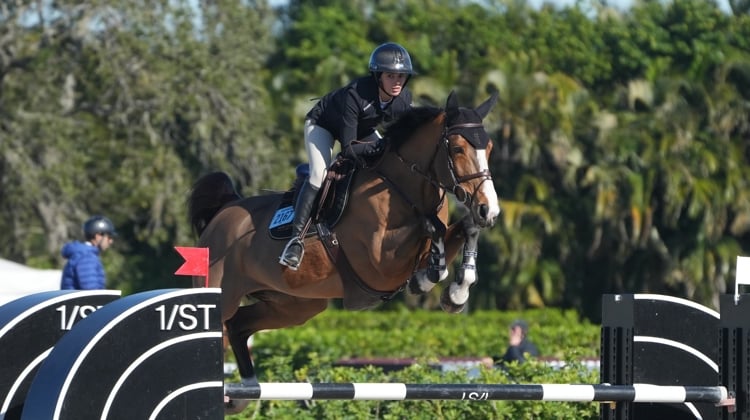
306,76,412,156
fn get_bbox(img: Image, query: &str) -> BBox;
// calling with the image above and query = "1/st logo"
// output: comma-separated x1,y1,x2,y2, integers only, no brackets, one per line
56,305,102,330
155,304,216,330
462,392,489,400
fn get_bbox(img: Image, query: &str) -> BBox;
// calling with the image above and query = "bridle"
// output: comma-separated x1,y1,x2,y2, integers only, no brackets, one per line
389,120,493,210
442,122,493,205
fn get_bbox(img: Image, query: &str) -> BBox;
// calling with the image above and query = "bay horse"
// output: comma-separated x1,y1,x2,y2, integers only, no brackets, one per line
188,91,501,397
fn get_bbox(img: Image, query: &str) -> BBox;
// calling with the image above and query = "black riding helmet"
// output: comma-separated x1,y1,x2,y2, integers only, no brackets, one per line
83,215,117,240
368,42,415,88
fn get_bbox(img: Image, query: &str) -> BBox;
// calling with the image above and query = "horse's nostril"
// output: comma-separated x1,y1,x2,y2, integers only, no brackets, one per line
478,204,489,219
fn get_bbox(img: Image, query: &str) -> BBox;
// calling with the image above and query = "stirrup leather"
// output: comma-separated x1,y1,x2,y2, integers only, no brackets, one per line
279,237,305,270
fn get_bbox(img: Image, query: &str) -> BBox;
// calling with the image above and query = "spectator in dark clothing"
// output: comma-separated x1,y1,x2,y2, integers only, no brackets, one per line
495,319,540,365
60,215,117,290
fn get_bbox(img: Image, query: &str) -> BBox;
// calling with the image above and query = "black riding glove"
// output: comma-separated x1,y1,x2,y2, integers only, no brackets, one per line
343,132,385,158
364,137,385,156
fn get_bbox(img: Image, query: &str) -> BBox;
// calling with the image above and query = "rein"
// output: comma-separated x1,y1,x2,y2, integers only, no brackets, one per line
388,121,493,209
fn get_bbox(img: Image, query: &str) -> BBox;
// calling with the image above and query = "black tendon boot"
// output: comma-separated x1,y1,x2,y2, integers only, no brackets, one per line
279,182,318,270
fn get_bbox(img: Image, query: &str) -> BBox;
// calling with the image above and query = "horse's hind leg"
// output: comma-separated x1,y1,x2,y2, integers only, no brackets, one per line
222,308,257,415
225,293,328,382
225,309,258,383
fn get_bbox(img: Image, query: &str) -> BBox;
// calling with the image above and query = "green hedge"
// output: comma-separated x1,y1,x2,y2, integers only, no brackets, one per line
249,307,600,362
225,308,602,419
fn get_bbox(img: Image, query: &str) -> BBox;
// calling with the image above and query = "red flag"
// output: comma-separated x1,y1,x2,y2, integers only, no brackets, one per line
174,247,209,287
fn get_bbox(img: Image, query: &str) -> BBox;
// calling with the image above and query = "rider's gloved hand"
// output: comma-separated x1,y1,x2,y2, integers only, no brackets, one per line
343,130,385,158
363,138,384,156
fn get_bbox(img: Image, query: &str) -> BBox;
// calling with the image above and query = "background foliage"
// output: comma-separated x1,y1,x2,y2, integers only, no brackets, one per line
2,0,750,321
247,307,600,362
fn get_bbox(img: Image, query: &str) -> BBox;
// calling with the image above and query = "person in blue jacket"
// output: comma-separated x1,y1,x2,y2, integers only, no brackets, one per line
60,215,117,290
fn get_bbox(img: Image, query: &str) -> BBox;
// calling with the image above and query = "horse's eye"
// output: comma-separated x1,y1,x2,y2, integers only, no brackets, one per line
451,146,464,154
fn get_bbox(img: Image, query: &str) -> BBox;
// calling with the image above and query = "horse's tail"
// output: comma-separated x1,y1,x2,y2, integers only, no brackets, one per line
188,171,242,236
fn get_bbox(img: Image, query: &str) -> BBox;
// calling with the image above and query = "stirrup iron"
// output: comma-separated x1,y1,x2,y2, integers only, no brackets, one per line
279,237,305,270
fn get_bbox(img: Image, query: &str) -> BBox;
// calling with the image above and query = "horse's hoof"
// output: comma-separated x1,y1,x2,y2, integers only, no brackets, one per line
440,292,465,313
407,278,423,295
224,398,251,415
407,272,438,295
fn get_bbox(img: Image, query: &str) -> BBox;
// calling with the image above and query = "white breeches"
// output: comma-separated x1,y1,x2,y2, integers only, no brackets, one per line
304,119,334,189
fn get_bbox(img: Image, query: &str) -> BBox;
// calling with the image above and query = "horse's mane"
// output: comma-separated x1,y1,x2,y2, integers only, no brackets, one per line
384,106,444,150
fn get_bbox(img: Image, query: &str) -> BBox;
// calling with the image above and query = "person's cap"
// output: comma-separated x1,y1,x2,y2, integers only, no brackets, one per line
510,319,529,334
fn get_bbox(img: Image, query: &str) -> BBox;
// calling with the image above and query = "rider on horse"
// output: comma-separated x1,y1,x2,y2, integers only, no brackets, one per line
279,42,416,270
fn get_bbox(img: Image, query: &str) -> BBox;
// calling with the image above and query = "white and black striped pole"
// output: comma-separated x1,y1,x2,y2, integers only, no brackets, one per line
225,383,730,404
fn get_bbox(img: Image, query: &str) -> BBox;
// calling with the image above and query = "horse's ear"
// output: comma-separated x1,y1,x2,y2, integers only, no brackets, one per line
445,90,459,113
475,91,499,119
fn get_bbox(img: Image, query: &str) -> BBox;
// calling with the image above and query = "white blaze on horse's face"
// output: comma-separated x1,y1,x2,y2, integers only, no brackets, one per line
475,148,500,226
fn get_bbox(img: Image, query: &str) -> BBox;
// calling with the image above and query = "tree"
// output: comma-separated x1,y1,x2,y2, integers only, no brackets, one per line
0,0,279,293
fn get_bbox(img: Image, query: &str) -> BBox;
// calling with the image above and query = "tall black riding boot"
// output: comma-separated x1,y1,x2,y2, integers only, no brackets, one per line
279,181,318,270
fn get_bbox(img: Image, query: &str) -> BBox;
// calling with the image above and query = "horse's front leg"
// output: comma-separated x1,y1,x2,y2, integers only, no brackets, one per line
440,217,480,313
408,217,449,294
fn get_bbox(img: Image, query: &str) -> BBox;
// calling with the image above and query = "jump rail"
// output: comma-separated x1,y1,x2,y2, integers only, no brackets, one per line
224,382,730,404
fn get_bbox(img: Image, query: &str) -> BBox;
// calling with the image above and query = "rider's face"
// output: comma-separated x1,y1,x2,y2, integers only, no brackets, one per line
379,72,407,97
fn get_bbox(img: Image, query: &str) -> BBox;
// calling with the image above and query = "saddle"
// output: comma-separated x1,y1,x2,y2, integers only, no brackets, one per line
268,155,401,310
268,156,356,240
